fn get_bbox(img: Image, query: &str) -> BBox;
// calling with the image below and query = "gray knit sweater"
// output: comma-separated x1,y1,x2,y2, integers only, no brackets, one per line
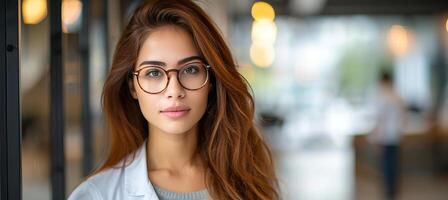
153,185,209,200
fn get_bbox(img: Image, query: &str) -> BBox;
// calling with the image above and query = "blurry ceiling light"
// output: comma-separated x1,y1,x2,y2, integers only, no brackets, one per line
250,43,275,68
387,25,413,57
22,0,47,24
251,20,277,44
62,0,83,33
291,0,327,15
251,2,275,21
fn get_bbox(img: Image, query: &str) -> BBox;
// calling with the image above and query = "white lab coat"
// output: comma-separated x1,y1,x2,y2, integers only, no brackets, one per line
67,141,159,200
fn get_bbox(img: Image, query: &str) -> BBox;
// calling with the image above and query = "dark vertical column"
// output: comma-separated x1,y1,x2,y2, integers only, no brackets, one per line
103,0,110,73
80,0,93,176
49,0,66,199
1,0,7,198
0,0,21,199
431,14,448,176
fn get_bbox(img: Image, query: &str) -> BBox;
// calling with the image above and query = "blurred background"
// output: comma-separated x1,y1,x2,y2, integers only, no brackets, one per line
16,0,448,199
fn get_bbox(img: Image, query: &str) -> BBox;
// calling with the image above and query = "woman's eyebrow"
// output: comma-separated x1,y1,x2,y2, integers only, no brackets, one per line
177,56,204,65
138,60,166,67
138,56,204,68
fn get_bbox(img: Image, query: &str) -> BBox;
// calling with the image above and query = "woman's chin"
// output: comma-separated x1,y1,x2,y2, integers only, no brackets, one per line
158,124,196,135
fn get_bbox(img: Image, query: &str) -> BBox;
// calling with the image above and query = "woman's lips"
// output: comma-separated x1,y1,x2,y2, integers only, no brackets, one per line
161,110,190,119
160,105,191,119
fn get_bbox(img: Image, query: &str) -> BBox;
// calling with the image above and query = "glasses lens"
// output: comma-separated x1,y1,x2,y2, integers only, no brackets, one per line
179,63,208,90
138,67,167,93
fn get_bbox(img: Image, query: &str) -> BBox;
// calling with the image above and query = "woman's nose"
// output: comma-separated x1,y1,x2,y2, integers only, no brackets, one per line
164,72,186,98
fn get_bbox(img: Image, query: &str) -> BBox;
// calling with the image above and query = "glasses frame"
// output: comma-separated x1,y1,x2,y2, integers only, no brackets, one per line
132,62,211,94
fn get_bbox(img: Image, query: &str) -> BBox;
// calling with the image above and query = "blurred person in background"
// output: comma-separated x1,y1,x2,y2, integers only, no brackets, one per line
67,0,279,199
369,71,407,200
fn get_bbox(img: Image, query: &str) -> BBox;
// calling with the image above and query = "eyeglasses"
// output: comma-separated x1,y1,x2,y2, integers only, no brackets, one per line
132,62,211,94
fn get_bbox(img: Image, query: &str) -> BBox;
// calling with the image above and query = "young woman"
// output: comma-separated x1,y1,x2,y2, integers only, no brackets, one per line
68,0,278,199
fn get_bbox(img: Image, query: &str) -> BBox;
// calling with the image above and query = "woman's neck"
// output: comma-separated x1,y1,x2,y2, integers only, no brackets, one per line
147,125,202,172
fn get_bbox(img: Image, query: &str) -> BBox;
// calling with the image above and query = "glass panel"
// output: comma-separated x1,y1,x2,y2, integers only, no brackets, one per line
21,0,51,198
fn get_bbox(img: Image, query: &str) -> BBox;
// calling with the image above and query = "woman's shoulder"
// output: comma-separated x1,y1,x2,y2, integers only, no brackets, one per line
68,144,152,200
67,165,126,200
67,178,104,200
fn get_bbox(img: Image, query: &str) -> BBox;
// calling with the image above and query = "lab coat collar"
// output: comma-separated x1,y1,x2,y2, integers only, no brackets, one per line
124,140,158,199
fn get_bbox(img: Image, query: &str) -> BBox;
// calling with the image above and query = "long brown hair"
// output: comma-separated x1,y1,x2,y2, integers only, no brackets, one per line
99,0,279,199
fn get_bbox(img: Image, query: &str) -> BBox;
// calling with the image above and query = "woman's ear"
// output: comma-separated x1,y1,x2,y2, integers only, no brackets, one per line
128,78,138,99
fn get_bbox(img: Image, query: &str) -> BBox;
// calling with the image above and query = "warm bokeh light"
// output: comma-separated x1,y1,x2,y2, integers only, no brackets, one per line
250,43,275,68
387,25,413,56
251,2,275,21
251,20,277,45
250,2,277,68
22,0,47,25
446,18,448,33
62,0,83,33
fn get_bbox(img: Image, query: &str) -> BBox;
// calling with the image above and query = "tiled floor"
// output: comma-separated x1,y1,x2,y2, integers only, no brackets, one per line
355,168,448,200
273,148,448,200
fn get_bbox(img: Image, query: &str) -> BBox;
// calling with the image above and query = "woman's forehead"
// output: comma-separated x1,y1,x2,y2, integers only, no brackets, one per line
136,56,206,71
137,25,200,66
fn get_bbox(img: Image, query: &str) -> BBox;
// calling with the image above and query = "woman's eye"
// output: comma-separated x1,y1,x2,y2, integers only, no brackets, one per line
145,69,162,77
183,65,199,74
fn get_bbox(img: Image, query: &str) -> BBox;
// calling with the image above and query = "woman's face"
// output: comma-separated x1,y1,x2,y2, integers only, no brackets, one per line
130,25,210,135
